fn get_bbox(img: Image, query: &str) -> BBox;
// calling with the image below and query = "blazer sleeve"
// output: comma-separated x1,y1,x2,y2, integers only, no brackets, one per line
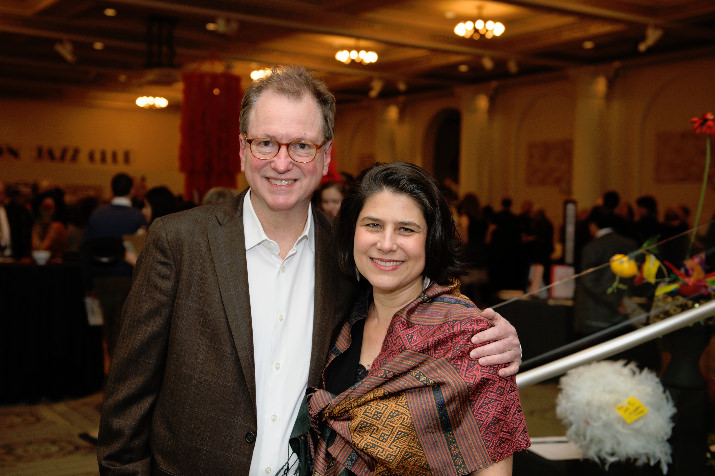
97,217,177,475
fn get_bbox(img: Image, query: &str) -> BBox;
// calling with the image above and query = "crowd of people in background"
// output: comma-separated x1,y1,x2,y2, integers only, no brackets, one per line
0,177,239,264
1,175,713,310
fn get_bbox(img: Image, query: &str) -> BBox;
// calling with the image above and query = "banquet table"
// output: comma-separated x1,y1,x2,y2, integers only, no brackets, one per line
0,259,104,404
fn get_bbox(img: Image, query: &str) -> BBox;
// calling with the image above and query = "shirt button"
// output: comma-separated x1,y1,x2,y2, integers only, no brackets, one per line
281,266,286,273
245,431,256,443
265,467,271,474
278,314,284,322
274,362,280,370
271,414,278,422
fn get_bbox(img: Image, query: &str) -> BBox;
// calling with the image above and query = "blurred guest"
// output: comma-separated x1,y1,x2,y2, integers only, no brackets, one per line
601,190,631,239
124,186,180,267
574,206,638,335
528,207,555,270
315,180,344,217
660,206,691,264
635,195,661,244
459,192,489,269
0,180,11,257
131,175,148,210
0,181,33,259
488,197,526,299
574,205,660,371
142,186,179,226
458,192,490,304
202,186,239,206
517,199,534,238
601,190,620,213
66,196,99,255
83,173,147,360
615,201,638,241
32,194,69,257
704,211,715,270
32,183,68,225
521,206,554,297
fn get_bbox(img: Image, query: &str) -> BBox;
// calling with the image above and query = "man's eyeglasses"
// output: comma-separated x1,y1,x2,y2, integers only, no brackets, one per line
243,133,328,164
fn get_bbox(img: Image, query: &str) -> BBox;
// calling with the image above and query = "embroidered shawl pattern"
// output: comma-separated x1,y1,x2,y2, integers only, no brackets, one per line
308,282,530,475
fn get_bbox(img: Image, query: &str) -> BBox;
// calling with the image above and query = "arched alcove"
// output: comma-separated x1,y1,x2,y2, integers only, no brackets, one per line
424,108,461,185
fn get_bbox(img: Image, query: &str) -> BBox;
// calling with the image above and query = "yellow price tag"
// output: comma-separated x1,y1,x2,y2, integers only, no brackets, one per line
616,396,648,423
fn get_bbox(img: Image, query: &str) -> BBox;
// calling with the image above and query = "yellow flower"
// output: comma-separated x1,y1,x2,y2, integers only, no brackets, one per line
642,254,660,284
610,254,638,278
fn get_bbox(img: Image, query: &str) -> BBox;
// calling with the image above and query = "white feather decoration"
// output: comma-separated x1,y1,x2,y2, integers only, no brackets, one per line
556,360,676,473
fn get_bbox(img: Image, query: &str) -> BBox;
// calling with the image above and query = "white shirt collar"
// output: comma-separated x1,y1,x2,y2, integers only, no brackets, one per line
595,227,614,238
242,190,315,253
111,196,132,207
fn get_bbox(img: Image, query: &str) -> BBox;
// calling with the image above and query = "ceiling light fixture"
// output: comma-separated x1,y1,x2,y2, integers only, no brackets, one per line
250,68,271,81
335,49,378,65
454,19,505,39
136,96,168,109
454,6,504,40
103,8,117,17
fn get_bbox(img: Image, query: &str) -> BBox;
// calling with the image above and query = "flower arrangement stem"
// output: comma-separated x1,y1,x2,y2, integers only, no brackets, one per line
688,135,710,258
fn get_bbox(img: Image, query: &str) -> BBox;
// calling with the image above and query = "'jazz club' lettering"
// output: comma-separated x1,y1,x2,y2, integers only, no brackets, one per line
2,146,132,166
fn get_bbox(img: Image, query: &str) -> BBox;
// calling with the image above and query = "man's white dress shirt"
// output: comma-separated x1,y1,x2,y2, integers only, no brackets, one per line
244,192,315,475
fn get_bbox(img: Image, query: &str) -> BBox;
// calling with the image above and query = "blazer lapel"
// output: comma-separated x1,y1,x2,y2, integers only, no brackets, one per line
310,213,341,387
208,192,257,410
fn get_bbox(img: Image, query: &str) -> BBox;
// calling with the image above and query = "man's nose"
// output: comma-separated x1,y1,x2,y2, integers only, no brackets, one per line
271,144,294,172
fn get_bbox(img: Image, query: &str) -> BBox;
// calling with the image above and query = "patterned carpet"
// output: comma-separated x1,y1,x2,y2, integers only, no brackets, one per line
0,392,102,476
0,384,564,475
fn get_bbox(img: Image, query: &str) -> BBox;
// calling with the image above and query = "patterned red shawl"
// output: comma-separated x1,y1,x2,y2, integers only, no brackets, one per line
308,282,530,475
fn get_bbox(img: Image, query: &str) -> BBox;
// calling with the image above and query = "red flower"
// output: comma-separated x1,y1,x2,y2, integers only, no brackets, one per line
691,112,715,134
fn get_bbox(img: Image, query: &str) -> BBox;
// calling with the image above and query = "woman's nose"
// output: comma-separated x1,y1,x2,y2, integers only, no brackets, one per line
377,230,397,251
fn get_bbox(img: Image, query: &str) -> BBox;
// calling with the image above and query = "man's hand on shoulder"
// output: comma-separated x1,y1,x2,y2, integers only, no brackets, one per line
470,308,522,377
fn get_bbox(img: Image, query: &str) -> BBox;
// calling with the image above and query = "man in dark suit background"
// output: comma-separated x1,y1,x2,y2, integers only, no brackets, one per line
574,206,638,336
97,66,522,475
83,173,147,360
573,206,660,372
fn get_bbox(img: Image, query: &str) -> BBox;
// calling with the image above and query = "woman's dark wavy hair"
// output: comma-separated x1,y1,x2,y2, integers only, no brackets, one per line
336,162,464,285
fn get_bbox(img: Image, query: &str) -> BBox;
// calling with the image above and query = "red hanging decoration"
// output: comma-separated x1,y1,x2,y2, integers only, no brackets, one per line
179,70,241,201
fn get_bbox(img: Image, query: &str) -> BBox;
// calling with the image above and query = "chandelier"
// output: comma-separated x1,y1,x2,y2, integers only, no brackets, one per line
136,96,168,109
454,18,505,40
335,49,378,65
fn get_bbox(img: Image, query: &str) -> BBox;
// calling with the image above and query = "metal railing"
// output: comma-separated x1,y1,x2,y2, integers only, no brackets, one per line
516,299,715,388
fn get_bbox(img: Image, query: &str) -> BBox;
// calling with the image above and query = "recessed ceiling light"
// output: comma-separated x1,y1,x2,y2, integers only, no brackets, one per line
458,64,469,73
206,22,218,31
582,40,595,49
92,41,104,50
445,11,457,20
103,8,117,17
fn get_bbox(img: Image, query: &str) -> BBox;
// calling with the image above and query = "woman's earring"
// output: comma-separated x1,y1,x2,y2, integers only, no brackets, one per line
355,267,361,282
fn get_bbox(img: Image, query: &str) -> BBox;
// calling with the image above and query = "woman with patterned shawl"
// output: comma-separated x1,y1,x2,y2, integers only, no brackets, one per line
294,162,530,475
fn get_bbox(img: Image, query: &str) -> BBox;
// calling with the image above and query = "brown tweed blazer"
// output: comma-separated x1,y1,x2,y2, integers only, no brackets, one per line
97,190,356,475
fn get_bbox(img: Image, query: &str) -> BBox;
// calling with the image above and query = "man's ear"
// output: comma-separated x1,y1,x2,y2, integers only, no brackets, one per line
322,142,333,176
239,133,247,172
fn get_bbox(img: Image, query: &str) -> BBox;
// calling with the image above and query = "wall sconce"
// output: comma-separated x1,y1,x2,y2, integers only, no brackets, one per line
638,24,663,53
54,39,76,63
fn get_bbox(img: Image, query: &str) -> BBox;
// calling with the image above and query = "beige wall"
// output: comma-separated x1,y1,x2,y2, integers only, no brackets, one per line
0,99,184,200
3,54,714,237
336,55,715,236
